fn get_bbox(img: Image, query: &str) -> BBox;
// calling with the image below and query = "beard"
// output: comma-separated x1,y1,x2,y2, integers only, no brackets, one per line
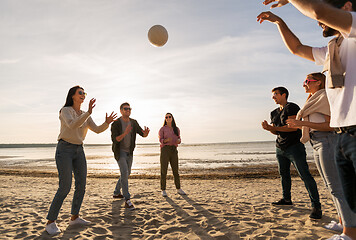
322,25,338,37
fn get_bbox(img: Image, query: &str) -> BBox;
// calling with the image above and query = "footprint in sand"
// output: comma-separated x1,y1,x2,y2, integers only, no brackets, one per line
162,213,175,221
92,226,108,234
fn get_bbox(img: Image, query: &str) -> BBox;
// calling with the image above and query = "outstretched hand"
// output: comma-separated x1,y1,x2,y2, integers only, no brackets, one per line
257,11,280,24
286,119,302,128
143,126,150,137
262,0,289,9
105,112,118,124
88,98,96,114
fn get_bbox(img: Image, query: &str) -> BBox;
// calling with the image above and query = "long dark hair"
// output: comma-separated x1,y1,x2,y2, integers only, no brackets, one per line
163,113,179,136
63,85,84,107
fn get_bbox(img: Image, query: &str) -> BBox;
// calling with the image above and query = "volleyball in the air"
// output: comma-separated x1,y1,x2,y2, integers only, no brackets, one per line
148,25,168,47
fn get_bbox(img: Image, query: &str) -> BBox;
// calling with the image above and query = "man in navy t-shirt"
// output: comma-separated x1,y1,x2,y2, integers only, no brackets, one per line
262,86,322,219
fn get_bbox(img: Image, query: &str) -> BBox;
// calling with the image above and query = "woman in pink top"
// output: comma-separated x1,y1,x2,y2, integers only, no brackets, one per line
159,113,186,197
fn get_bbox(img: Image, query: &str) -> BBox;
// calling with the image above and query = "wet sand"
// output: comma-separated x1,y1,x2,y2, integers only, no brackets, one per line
0,162,320,179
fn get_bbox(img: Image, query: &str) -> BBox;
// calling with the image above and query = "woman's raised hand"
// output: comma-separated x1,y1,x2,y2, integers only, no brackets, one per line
88,98,96,114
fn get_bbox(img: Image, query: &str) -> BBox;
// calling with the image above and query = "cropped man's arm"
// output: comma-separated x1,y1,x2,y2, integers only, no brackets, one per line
289,0,352,35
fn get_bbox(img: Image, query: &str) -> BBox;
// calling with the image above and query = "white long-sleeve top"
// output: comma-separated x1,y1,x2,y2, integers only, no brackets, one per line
57,106,109,145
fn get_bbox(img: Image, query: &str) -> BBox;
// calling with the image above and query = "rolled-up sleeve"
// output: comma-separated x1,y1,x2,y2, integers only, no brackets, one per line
312,46,328,66
342,12,356,38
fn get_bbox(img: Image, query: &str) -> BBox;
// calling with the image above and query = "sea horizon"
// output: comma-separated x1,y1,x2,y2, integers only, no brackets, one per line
0,140,276,147
0,141,317,179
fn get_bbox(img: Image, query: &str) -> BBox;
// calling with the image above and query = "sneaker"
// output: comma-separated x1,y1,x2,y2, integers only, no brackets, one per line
324,220,343,232
69,217,91,226
45,222,61,235
271,199,293,206
309,207,322,219
327,233,352,240
177,189,186,195
162,190,168,197
125,199,135,210
113,193,124,199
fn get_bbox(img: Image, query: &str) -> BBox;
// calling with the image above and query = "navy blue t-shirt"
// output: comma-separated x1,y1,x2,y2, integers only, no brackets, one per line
270,102,302,149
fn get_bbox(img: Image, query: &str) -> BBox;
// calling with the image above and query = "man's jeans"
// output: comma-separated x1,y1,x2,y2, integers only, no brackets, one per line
311,131,356,227
276,142,321,209
47,140,87,221
114,151,133,200
335,130,356,213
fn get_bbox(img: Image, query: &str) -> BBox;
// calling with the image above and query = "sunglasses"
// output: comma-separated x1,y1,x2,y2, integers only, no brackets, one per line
303,78,318,86
165,116,172,119
78,90,87,96
123,107,132,111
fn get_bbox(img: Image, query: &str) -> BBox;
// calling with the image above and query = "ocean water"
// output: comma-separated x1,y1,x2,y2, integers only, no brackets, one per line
0,142,314,175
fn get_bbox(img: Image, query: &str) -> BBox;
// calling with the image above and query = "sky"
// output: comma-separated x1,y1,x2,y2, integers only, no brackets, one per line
0,0,332,144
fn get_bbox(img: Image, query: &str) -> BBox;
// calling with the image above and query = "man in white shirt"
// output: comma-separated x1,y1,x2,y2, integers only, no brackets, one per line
257,0,356,239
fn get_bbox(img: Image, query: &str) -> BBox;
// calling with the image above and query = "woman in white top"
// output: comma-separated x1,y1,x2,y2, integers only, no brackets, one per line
287,73,356,233
45,86,117,235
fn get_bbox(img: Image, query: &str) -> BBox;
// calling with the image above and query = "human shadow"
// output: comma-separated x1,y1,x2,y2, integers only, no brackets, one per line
62,224,91,238
34,230,56,239
181,194,241,239
34,221,91,239
110,198,136,239
165,196,239,239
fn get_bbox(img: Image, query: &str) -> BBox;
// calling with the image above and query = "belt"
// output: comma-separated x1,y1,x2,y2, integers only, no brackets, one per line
334,125,356,134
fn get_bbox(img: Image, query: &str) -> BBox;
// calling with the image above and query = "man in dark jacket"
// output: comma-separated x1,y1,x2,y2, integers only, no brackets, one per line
111,102,149,210
262,87,321,219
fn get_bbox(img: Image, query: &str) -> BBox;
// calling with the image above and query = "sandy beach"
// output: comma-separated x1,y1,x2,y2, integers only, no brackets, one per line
0,173,341,239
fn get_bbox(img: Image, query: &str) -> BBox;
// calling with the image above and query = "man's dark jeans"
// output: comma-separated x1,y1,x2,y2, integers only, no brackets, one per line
335,130,356,213
276,142,321,209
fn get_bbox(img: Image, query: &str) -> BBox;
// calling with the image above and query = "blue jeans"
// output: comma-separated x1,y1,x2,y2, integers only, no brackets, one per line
335,130,356,214
114,151,133,200
47,140,87,221
276,142,321,209
310,131,356,227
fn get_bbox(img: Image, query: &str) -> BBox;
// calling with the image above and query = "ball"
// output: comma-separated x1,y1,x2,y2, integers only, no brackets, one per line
148,25,168,47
